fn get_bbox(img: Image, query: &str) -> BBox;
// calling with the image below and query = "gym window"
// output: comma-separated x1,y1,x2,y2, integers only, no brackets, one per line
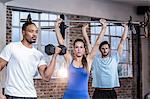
90,22,133,78
12,10,59,49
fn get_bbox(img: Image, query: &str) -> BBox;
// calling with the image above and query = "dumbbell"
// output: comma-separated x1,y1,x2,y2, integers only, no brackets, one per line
45,44,55,55
45,44,67,55
58,45,67,55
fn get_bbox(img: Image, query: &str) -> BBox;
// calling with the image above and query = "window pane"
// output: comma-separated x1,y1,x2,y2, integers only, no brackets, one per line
118,64,129,77
30,13,38,20
105,27,109,35
40,22,48,26
110,26,116,36
91,27,96,33
120,51,128,62
41,31,58,45
41,13,48,20
41,30,50,45
20,12,29,19
90,22,95,26
49,22,55,26
40,13,49,26
91,35,97,45
12,11,19,26
12,28,20,42
49,14,58,20
111,37,120,49
102,36,109,42
19,29,23,40
49,31,58,45
116,26,122,36
90,23,101,34
20,22,39,28
95,26,101,34
20,12,30,28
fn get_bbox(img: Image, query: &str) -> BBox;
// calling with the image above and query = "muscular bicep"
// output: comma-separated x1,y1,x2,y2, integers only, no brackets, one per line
38,65,47,80
0,58,8,71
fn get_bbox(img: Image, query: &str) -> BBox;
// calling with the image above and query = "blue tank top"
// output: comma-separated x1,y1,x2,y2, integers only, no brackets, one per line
63,60,90,99
67,61,89,91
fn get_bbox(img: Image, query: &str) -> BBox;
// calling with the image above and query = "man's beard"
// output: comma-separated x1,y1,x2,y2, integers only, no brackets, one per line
102,52,109,57
26,38,36,44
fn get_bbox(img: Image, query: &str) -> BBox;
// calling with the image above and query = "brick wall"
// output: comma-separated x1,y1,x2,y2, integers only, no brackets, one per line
6,7,12,44
116,78,134,99
34,79,67,99
5,8,144,99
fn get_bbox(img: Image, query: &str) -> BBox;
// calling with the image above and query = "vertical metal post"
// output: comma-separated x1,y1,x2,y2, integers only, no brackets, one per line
135,25,142,99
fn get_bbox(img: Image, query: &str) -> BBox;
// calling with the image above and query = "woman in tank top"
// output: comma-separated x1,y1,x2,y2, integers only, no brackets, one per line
54,18,108,99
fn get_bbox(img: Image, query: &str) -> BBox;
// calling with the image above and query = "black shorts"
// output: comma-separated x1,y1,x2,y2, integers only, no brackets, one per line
5,95,37,99
92,88,117,99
